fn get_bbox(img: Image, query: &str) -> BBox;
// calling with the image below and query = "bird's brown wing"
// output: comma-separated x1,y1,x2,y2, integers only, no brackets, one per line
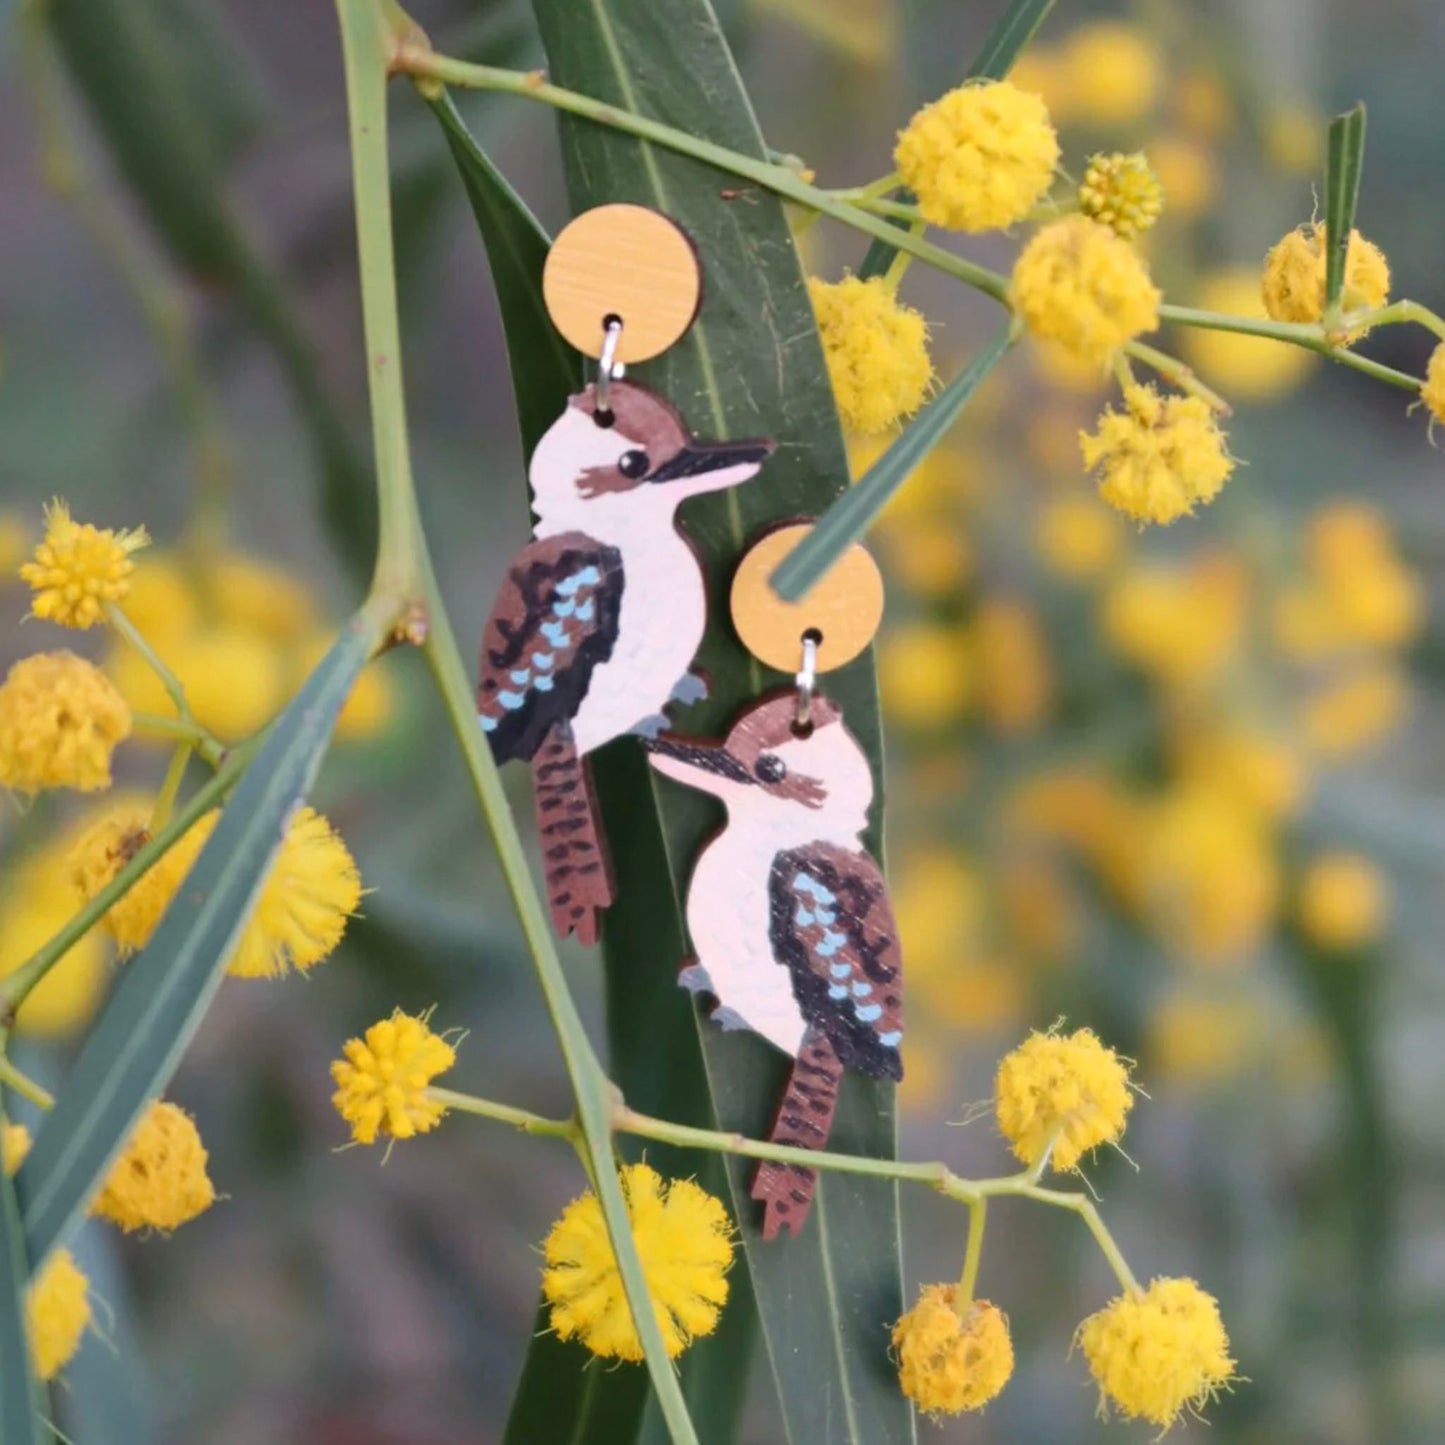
768,841,904,1081
477,531,624,763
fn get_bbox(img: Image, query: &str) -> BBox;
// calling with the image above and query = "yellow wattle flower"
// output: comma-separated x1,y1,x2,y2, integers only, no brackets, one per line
892,1285,1014,1416
1261,223,1390,326
19,499,148,630
994,1026,1133,1171
0,651,131,794
228,805,361,978
1080,384,1235,526
894,79,1059,232
331,1009,456,1145
1297,852,1388,951
1420,343,1445,431
1078,152,1164,239
808,275,933,433
92,1100,216,1233
1077,1277,1236,1429
1011,216,1161,367
541,1162,734,1362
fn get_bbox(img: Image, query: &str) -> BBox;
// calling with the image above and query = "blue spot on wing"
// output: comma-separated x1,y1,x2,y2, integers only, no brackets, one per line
852,982,873,997
828,985,848,1000
553,598,576,618
509,669,529,685
532,652,555,670
829,963,851,979
480,715,497,733
796,905,815,927
575,600,595,622
499,690,526,710
541,622,569,646
879,1030,902,1048
534,675,555,692
855,1003,883,1022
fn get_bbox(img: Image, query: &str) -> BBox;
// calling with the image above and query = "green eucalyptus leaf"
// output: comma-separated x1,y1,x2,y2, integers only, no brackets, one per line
529,2,912,1441
0,1159,41,1445
771,324,1015,600
16,619,374,1264
1324,103,1368,310
428,90,583,457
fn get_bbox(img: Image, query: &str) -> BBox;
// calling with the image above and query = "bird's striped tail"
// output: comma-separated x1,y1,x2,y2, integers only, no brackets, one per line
530,722,614,946
752,1030,841,1239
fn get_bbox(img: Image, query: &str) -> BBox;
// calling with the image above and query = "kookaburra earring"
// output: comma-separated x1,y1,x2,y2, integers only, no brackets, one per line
647,525,903,1240
477,205,774,945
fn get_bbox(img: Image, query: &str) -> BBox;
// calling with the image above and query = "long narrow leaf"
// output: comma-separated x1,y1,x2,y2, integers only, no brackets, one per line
0,1158,41,1445
771,324,1015,600
530,1,911,1442
17,617,376,1263
1324,103,1367,311
428,90,582,457
969,0,1061,81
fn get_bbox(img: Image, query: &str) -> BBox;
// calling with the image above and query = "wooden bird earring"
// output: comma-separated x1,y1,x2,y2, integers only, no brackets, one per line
476,205,774,945
646,527,904,1240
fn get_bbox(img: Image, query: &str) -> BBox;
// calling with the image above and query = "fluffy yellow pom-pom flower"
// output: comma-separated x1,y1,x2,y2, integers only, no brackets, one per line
92,1100,215,1233
891,1285,1014,1417
71,801,359,976
1298,852,1388,951
70,802,214,954
1421,343,1445,432
331,1009,456,1145
994,1026,1133,1171
1080,384,1235,526
3,1122,31,1173
1261,224,1390,325
541,1162,734,1362
1012,217,1161,367
227,806,361,978
27,1249,91,1381
1077,1277,1236,1430
808,275,933,433
0,651,131,794
1078,152,1164,239
2,1129,91,1380
19,499,148,629
894,79,1059,232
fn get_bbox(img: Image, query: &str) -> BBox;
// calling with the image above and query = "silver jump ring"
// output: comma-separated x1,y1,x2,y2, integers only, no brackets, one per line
795,631,819,731
597,317,625,412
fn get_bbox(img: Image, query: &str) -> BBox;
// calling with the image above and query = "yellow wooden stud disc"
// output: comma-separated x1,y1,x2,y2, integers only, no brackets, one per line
542,204,702,363
731,524,885,673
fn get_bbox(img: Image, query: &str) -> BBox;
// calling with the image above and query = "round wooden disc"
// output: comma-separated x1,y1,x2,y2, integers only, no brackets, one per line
542,204,702,363
731,525,885,674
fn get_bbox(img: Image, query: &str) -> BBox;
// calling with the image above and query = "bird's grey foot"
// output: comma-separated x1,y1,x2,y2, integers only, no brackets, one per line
679,961,713,994
669,670,710,708
710,1005,750,1032
631,712,670,739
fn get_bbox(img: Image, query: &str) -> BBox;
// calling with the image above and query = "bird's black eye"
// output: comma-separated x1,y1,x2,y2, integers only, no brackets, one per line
618,449,650,479
754,754,786,784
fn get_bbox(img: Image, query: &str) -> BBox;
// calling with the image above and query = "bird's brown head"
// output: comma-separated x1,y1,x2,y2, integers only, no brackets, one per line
529,382,774,518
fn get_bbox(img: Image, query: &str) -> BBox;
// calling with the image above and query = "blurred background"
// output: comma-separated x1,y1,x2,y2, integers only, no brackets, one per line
2,0,1445,1440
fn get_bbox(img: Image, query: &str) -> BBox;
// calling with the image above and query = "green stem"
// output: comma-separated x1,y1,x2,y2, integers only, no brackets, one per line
0,1058,55,1112
0,733,261,1023
1124,339,1232,414
1159,303,1425,391
426,1087,1144,1296
149,742,193,831
428,1086,577,1141
398,51,1011,304
336,0,425,603
956,1197,987,1310
848,195,923,224
106,602,193,725
130,712,225,767
1020,1185,1141,1294
1350,298,1445,344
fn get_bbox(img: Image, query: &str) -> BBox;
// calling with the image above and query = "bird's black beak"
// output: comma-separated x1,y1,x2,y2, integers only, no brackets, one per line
647,436,775,484
644,734,753,786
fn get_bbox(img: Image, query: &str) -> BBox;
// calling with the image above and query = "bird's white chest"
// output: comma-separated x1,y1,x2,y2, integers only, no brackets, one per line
687,830,807,1058
569,526,704,756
